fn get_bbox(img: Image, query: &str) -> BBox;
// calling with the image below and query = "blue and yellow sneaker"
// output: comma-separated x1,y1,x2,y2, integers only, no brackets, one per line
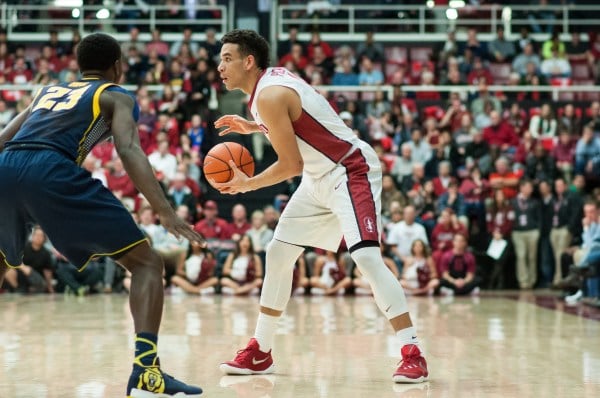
126,358,203,398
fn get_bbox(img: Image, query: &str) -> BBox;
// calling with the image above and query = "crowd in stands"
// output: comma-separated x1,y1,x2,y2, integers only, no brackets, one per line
0,18,599,306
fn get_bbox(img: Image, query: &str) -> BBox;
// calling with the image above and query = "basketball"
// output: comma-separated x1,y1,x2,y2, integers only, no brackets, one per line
203,142,255,186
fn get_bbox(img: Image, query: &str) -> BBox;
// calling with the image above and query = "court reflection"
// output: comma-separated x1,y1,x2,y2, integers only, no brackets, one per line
0,293,598,397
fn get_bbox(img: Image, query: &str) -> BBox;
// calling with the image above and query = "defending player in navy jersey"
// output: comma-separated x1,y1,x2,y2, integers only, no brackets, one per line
212,30,428,383
0,33,203,397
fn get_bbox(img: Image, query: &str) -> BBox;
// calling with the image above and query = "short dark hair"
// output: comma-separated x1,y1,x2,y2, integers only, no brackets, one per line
77,33,121,72
221,29,270,70
519,178,532,188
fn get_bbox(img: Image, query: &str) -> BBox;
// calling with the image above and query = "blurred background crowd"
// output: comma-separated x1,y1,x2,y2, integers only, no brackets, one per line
0,0,599,308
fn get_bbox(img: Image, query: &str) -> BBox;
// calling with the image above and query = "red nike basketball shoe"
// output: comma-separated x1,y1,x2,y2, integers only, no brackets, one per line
220,338,275,375
393,344,429,383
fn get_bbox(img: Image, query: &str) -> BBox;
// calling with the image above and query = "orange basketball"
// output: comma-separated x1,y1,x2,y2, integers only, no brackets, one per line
203,142,255,186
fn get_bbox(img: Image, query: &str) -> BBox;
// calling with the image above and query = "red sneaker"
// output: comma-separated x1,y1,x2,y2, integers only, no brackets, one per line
393,344,429,383
220,338,275,375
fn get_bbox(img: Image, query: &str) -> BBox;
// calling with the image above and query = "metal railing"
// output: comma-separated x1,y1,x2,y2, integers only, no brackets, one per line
276,3,600,42
1,84,597,103
0,3,233,42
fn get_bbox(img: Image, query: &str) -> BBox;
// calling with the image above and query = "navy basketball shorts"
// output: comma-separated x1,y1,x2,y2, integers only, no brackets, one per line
0,149,147,269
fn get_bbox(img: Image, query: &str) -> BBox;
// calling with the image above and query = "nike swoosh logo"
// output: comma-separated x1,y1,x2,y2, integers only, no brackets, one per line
385,304,392,312
252,357,269,365
334,181,343,190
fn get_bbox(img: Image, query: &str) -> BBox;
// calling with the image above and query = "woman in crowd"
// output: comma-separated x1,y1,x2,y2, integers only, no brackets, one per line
170,242,218,295
400,239,440,296
220,235,263,295
485,189,516,289
310,251,352,296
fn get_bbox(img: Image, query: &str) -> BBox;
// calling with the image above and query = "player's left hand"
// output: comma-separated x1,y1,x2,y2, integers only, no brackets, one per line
209,160,252,195
158,211,206,247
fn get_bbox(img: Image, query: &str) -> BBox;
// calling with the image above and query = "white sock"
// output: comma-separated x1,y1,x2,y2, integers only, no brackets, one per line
396,326,421,350
254,312,279,352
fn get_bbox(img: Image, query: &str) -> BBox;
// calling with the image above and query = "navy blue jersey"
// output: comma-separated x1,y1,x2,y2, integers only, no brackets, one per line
0,77,146,269
6,78,138,165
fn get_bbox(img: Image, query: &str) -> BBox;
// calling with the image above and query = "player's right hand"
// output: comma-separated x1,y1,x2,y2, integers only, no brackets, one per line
158,211,206,247
215,114,257,136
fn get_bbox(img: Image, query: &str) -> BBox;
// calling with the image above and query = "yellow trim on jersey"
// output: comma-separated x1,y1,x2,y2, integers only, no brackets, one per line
77,237,149,272
0,249,23,268
30,86,44,104
75,82,115,165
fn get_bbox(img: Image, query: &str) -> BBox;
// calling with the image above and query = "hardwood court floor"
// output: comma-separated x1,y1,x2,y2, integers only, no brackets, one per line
1,292,599,398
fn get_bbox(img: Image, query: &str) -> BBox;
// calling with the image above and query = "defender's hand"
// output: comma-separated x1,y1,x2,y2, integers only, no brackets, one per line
158,211,206,247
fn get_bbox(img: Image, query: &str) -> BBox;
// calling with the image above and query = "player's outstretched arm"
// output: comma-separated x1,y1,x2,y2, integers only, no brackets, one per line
214,114,261,136
0,104,32,152
210,86,303,195
102,91,205,246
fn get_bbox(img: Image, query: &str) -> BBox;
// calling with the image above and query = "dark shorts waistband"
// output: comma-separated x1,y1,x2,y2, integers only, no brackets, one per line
4,142,76,161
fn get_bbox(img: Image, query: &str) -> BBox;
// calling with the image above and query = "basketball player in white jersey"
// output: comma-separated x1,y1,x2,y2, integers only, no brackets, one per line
211,29,428,383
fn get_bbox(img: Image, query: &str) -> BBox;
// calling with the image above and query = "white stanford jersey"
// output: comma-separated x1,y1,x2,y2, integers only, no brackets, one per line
248,67,363,179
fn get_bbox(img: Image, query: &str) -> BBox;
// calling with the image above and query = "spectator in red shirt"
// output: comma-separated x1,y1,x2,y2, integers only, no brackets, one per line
484,188,515,289
503,102,528,137
146,29,170,58
431,208,468,272
439,94,469,134
154,113,180,150
193,200,231,240
513,130,537,166
489,156,520,200
438,234,480,295
38,44,62,72
278,43,308,71
432,161,454,197
467,57,494,85
306,31,334,60
552,129,576,184
91,140,115,166
483,110,520,153
7,56,33,84
106,157,137,201
486,189,515,243
229,203,251,241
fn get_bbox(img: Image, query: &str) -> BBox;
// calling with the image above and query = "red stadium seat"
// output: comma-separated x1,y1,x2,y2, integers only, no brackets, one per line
571,63,591,80
550,77,572,86
569,79,598,100
549,78,574,101
385,62,403,83
423,105,445,120
529,107,541,117
557,107,582,118
384,46,407,63
410,47,433,62
579,90,600,101
410,60,435,79
540,137,556,151
489,63,511,85
573,78,595,86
